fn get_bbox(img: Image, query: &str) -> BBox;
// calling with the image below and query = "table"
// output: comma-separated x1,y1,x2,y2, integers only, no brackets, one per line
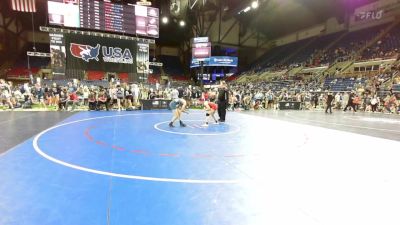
140,99,172,110
279,101,301,110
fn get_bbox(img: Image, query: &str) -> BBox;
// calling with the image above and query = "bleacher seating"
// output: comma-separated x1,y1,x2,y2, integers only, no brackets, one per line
148,74,160,84
288,31,346,66
248,23,395,73
87,71,105,80
323,77,366,92
361,25,400,59
322,24,389,63
118,73,129,82
251,38,313,71
6,67,40,78
393,84,400,92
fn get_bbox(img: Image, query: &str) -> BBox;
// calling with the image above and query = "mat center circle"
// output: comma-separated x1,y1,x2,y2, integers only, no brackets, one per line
154,120,241,136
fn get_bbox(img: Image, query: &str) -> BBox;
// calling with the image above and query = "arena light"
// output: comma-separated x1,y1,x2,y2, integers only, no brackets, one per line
243,6,251,13
251,1,259,9
162,16,169,24
179,20,186,27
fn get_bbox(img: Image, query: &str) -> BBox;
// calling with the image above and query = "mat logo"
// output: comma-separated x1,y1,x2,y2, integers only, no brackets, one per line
102,47,133,64
70,43,100,62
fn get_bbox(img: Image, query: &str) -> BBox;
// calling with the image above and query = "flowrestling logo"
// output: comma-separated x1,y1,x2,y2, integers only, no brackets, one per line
70,43,133,64
356,10,384,21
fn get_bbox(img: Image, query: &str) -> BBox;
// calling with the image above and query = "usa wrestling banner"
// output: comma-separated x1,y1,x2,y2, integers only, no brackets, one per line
65,33,137,73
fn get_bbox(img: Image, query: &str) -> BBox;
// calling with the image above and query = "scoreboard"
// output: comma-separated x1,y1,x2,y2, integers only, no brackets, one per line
79,0,136,33
47,0,159,38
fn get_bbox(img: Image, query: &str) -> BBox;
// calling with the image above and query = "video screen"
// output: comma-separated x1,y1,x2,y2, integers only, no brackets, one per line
47,0,159,38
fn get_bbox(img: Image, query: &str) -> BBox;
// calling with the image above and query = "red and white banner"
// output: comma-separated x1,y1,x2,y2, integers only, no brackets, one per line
11,0,37,13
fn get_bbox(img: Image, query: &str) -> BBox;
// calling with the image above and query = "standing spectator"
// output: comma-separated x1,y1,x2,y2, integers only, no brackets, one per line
50,83,59,108
67,90,78,111
184,86,192,108
35,82,46,108
1,88,14,110
335,92,342,109
115,85,124,111
371,94,379,113
125,87,133,110
353,94,361,111
343,92,357,112
58,88,68,111
266,90,274,109
132,84,140,107
171,88,179,100
325,91,334,114
312,93,319,109
217,81,229,122
82,86,90,106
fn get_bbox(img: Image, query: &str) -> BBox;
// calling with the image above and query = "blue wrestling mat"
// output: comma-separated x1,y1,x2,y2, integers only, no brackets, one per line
1,110,400,225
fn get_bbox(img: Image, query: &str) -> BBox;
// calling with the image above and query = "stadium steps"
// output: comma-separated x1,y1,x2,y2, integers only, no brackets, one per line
384,71,399,89
357,20,400,57
338,61,355,74
326,60,354,74
287,66,304,76
235,75,248,83
325,61,341,74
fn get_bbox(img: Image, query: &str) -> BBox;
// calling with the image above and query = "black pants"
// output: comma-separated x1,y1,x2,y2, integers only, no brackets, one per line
96,101,109,111
371,104,378,112
58,101,66,110
88,102,97,111
344,103,356,112
218,101,227,121
325,102,333,113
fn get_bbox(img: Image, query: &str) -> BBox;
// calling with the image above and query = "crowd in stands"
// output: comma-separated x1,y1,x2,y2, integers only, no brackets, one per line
1,70,399,114
228,73,399,114
361,26,400,60
2,23,400,114
221,23,400,115
0,78,198,111
249,24,400,72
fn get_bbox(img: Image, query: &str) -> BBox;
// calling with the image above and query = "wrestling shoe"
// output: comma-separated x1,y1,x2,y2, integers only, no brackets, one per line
180,121,187,127
169,122,174,127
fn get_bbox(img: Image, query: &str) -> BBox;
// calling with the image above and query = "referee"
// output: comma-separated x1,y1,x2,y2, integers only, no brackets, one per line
217,81,229,122
325,91,334,114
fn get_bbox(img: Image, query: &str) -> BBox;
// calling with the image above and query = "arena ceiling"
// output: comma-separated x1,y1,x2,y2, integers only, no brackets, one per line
2,0,379,45
158,0,380,41
225,0,379,39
